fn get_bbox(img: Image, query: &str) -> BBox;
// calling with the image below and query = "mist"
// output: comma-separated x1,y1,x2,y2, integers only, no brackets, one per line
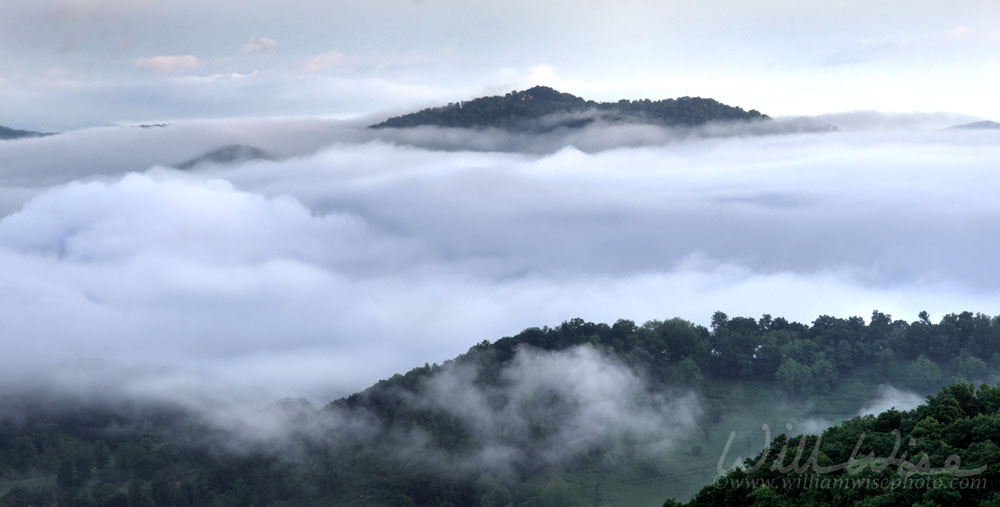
2,116,1000,408
857,385,926,416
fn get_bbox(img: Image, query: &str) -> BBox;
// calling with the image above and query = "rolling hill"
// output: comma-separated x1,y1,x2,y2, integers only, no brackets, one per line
0,124,49,141
369,86,769,131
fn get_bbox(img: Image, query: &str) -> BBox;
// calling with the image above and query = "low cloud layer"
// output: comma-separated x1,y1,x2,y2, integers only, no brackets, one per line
1,118,1000,404
135,55,200,73
411,345,701,471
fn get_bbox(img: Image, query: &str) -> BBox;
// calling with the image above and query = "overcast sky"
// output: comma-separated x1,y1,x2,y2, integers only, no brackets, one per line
2,0,1000,130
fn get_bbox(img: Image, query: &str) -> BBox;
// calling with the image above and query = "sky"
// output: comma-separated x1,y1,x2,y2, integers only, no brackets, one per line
2,0,1000,130
2,1,1000,409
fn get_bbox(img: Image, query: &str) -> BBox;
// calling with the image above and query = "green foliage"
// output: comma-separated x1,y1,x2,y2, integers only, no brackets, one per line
534,483,579,507
369,86,769,130
9,437,37,473
475,473,512,507
4,309,1000,506
913,354,944,390
957,352,989,381
92,441,111,470
676,382,1000,506
675,357,704,385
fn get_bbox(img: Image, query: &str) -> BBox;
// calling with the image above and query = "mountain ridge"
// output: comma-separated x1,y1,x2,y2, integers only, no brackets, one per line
172,144,273,170
950,120,1000,130
370,85,769,131
0,124,50,141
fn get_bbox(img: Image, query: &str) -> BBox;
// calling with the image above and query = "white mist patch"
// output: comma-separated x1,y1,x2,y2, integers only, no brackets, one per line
857,385,925,416
379,344,703,475
417,345,700,467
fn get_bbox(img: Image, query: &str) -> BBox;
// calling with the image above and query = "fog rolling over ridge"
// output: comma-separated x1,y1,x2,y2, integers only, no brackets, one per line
0,114,999,405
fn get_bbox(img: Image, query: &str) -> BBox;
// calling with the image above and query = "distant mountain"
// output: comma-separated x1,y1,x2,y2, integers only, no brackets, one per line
950,120,1000,130
370,85,769,131
174,144,273,170
0,124,50,140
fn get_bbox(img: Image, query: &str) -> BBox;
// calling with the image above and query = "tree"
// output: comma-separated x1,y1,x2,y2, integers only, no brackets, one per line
957,353,989,381
56,460,78,489
810,354,836,393
475,474,511,507
93,440,111,470
775,358,814,395
748,486,786,507
754,331,792,379
675,357,703,385
9,436,37,473
912,354,943,390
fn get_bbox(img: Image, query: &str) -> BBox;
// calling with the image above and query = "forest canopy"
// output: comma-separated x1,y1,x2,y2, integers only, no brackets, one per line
369,86,769,131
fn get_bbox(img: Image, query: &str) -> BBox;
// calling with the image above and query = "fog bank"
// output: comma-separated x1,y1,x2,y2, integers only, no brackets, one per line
1,116,999,403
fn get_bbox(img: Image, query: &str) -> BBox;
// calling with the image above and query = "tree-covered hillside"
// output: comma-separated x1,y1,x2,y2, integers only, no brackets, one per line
2,310,999,506
369,86,769,130
675,382,1000,506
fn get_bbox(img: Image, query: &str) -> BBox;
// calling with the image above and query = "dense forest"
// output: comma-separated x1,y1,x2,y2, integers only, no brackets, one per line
2,310,999,506
369,86,769,131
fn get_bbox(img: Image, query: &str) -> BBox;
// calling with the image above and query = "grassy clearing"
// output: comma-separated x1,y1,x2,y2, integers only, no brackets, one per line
0,476,55,497
524,365,939,506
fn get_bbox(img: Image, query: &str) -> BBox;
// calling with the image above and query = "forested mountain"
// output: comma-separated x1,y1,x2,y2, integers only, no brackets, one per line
0,125,49,141
369,86,769,131
173,145,273,170
2,310,1000,506
675,382,1000,506
950,120,1000,130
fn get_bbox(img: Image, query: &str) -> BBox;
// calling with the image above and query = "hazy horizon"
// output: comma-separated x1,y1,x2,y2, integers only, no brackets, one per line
3,1,1000,131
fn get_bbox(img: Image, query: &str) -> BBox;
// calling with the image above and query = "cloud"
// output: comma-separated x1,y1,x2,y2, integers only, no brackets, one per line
135,54,200,73
2,116,1000,406
171,70,259,85
806,111,977,131
242,37,276,53
948,26,972,38
44,67,69,79
495,64,559,89
823,40,901,67
303,49,346,72
396,344,701,474
857,385,925,416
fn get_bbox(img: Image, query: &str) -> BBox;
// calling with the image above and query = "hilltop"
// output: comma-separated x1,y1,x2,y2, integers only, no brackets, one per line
950,120,1000,130
0,124,50,141
173,144,273,170
369,86,769,131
